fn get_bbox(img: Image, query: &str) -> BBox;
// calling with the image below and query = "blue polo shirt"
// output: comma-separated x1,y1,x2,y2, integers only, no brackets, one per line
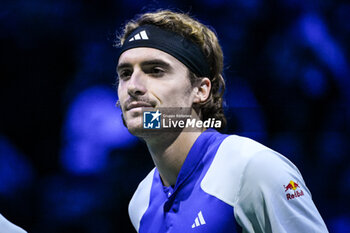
129,129,328,233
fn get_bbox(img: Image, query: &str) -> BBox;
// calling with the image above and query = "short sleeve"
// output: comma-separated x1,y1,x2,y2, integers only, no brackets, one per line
234,150,328,233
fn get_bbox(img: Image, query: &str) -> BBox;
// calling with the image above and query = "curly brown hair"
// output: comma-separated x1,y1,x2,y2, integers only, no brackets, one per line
116,10,227,129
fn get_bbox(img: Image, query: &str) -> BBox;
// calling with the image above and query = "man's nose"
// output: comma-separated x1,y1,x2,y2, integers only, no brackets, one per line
127,70,147,97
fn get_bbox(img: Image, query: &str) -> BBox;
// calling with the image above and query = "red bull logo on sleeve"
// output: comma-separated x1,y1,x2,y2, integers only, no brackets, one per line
283,180,304,200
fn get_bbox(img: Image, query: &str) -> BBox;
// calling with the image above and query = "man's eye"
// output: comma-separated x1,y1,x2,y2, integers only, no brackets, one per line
119,70,132,79
153,67,163,73
149,67,165,76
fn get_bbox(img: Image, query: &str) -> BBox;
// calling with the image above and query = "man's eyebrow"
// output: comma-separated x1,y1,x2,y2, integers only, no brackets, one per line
117,62,131,72
141,59,171,69
117,59,172,72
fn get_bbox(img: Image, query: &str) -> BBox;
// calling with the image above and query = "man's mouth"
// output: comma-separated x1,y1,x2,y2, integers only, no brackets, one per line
126,101,153,111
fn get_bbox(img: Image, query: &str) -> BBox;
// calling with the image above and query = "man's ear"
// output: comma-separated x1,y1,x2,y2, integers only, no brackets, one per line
193,78,211,104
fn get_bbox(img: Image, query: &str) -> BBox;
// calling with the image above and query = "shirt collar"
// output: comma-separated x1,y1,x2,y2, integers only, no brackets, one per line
173,128,220,191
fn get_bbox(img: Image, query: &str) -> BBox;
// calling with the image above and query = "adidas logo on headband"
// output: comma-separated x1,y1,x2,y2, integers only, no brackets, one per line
129,30,149,42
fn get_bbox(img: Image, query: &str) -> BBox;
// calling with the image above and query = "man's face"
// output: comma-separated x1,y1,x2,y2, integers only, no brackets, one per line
117,47,196,135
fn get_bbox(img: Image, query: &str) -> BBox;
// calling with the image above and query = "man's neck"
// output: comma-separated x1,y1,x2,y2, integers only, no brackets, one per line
145,130,204,187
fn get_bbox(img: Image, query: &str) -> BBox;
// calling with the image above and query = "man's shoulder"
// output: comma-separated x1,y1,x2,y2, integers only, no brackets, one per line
206,134,276,170
128,168,156,232
201,134,298,206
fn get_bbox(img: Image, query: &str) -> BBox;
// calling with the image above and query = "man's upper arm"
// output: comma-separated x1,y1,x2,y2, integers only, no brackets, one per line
234,150,328,233
200,135,328,232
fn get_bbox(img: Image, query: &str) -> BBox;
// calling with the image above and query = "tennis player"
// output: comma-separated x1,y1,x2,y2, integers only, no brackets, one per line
116,10,328,233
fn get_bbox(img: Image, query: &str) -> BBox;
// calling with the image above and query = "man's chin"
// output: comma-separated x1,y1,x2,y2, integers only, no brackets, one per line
124,119,149,136
126,125,159,138
126,125,145,136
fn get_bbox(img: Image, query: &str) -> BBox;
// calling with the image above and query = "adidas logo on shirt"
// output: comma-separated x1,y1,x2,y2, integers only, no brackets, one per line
191,211,206,228
129,30,149,41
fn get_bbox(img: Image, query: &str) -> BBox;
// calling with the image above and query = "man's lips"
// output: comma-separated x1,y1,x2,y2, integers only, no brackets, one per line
126,101,153,110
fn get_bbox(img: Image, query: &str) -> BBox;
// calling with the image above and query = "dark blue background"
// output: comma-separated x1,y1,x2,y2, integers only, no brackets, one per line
0,0,349,232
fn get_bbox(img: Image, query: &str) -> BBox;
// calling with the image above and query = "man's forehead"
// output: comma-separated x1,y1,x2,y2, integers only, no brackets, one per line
118,47,176,65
